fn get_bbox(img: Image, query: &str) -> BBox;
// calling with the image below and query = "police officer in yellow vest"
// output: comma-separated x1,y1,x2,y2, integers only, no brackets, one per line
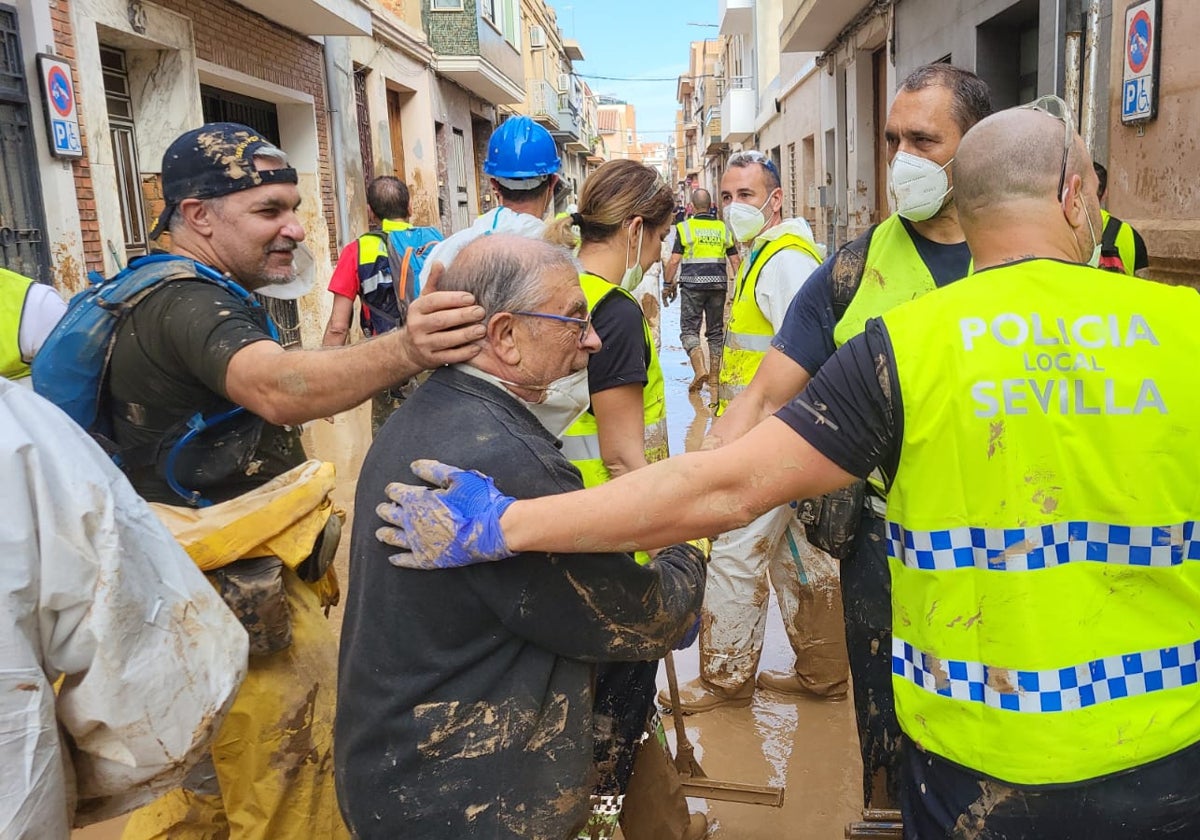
1093,162,1149,277
381,97,1200,837
705,65,991,810
662,189,740,395
0,268,65,384
662,150,850,716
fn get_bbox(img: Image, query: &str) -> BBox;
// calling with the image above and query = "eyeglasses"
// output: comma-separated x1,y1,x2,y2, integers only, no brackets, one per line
513,310,593,343
1021,94,1073,200
728,150,781,183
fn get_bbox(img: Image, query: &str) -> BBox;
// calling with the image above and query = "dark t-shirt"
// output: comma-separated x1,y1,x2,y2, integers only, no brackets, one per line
775,317,901,484
773,219,971,376
587,287,648,396
108,279,304,504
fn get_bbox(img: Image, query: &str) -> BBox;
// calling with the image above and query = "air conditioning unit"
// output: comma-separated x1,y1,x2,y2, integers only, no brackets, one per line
529,25,546,49
557,72,571,93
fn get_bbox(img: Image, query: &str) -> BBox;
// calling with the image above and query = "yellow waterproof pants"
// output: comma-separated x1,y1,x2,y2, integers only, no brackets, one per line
122,570,349,840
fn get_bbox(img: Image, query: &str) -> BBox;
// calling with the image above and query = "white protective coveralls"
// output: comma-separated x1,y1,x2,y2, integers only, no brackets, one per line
0,378,248,839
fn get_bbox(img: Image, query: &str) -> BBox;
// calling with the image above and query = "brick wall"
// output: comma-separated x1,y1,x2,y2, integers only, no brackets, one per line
422,0,479,55
52,0,338,268
49,0,103,274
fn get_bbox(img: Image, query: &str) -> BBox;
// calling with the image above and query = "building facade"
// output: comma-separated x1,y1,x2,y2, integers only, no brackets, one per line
1105,0,1198,285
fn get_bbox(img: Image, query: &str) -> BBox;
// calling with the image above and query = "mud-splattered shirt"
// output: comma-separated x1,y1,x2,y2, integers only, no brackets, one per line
108,278,304,504
336,366,706,840
773,220,970,377
775,317,902,484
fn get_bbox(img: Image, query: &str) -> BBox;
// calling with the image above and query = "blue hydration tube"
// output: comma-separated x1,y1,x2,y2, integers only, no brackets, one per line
164,262,281,507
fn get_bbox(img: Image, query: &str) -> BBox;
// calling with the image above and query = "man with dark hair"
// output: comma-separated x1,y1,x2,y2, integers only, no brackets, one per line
663,188,740,394
101,123,484,839
1093,161,1149,276
323,174,444,433
419,116,562,281
662,149,849,720
706,64,993,810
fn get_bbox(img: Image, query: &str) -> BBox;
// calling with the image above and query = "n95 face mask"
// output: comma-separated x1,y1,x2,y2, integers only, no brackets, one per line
889,151,953,222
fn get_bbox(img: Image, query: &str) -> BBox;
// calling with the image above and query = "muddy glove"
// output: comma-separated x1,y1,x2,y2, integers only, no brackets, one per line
661,282,677,306
376,459,516,569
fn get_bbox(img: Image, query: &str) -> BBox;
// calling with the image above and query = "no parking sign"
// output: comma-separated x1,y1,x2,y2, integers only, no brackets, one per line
1121,0,1161,125
37,54,82,158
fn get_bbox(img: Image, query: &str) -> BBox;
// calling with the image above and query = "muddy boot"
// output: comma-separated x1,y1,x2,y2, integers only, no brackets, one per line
657,675,753,715
756,669,849,700
706,353,722,408
577,794,623,840
686,347,708,392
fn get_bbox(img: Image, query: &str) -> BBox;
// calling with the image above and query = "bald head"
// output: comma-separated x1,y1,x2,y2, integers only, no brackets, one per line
954,107,1090,225
440,234,576,319
690,189,711,211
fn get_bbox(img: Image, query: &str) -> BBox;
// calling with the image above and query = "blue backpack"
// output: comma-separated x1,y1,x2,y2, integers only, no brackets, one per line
32,253,279,506
360,225,443,334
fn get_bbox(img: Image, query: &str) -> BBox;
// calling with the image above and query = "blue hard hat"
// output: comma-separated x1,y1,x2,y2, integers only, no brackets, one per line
483,116,561,181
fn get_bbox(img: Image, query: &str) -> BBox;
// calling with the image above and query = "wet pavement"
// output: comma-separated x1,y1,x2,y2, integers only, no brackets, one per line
74,285,862,840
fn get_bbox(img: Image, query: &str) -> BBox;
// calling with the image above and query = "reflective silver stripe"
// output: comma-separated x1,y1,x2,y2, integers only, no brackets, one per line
678,222,693,247
359,269,389,295
894,635,1200,714
682,257,725,266
726,331,773,352
560,433,601,462
719,381,745,403
865,493,888,517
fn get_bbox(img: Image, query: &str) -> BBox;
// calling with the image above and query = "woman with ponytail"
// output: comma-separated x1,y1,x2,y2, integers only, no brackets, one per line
545,160,706,840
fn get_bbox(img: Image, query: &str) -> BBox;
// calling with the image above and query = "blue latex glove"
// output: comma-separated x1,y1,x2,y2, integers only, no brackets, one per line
674,614,701,650
376,459,517,569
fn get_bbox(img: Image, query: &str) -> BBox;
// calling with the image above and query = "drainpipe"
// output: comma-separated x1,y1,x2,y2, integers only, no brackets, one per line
1064,0,1083,130
1081,0,1103,153
322,36,359,250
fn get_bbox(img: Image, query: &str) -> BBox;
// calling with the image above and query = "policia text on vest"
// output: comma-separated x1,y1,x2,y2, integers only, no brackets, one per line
961,309,1165,418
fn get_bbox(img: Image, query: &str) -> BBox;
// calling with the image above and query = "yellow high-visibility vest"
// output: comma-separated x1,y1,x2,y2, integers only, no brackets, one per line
883,258,1200,785
562,273,667,478
717,233,822,414
0,268,35,380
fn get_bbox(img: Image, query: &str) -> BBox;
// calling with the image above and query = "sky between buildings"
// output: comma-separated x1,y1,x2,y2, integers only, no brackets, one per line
546,0,719,149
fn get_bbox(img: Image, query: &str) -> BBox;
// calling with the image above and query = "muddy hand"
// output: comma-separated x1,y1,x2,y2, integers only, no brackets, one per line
376,459,517,569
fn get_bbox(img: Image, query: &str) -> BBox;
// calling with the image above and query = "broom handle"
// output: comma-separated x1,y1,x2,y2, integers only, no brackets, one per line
664,652,694,759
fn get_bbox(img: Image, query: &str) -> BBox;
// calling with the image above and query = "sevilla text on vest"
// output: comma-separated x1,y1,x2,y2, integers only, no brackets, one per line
959,312,1167,418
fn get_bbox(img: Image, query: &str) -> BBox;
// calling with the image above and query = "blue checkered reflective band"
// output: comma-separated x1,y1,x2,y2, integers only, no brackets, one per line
887,521,1200,572
893,636,1200,713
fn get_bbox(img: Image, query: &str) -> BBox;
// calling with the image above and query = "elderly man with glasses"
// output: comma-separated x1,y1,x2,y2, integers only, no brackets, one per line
334,234,708,840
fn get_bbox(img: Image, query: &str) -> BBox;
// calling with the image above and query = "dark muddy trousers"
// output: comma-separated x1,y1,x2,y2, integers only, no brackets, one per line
593,659,660,795
843,508,902,809
901,734,1200,838
678,285,726,354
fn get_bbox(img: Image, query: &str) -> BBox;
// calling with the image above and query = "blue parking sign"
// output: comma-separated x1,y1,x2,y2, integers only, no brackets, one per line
51,118,82,156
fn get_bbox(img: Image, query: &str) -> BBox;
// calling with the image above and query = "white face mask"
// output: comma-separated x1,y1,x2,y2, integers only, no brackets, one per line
256,242,315,299
457,364,592,438
526,368,592,438
889,151,954,222
725,194,773,243
621,222,645,292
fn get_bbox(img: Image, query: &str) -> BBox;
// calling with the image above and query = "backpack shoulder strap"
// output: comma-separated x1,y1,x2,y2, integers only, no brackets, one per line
1101,214,1122,253
830,224,877,321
